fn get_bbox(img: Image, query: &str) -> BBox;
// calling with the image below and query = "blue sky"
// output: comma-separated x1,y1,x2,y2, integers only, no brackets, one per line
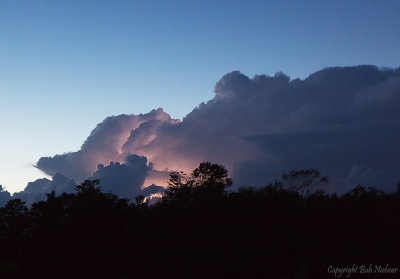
1,0,399,193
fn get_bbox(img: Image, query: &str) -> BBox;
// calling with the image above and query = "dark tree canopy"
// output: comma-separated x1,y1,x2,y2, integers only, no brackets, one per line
0,162,399,279
282,168,328,197
162,162,232,205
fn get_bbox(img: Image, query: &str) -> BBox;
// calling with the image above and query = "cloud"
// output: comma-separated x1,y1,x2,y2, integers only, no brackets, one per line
32,65,400,197
13,173,76,204
9,155,166,205
36,108,178,182
141,184,165,196
0,185,11,207
90,154,157,199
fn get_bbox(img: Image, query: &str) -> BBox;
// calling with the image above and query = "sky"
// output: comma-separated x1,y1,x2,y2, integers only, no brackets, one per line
0,0,400,194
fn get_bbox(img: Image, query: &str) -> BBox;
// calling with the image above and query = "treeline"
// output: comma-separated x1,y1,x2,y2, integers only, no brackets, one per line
0,162,399,279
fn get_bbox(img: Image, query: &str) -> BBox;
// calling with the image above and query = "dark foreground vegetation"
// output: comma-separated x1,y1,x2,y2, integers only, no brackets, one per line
0,162,399,279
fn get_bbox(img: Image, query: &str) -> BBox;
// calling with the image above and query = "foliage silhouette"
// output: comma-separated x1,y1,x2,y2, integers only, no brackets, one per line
161,162,232,207
0,163,399,279
282,168,328,197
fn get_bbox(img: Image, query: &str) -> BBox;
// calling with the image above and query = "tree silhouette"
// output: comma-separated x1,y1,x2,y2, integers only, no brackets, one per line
162,162,232,205
75,179,101,194
281,168,328,197
0,164,399,279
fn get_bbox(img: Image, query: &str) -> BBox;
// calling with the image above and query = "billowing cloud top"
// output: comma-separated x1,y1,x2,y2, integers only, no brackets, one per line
90,154,154,199
7,65,400,204
36,108,178,182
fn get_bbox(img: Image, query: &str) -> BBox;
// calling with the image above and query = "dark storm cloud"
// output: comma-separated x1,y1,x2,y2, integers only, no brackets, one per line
0,185,11,207
90,154,163,199
142,66,400,192
226,66,400,192
13,173,76,204
33,65,400,197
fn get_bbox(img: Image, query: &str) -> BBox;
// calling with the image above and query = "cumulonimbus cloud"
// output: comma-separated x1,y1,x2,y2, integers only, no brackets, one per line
9,65,400,204
12,173,76,205
89,154,165,200
36,108,179,182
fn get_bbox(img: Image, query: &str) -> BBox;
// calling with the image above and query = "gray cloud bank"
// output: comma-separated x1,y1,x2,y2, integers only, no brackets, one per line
12,173,76,205
0,186,11,207
2,65,400,205
90,154,165,199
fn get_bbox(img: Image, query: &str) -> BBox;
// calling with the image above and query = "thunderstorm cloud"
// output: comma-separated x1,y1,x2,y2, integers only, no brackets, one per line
6,65,400,204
